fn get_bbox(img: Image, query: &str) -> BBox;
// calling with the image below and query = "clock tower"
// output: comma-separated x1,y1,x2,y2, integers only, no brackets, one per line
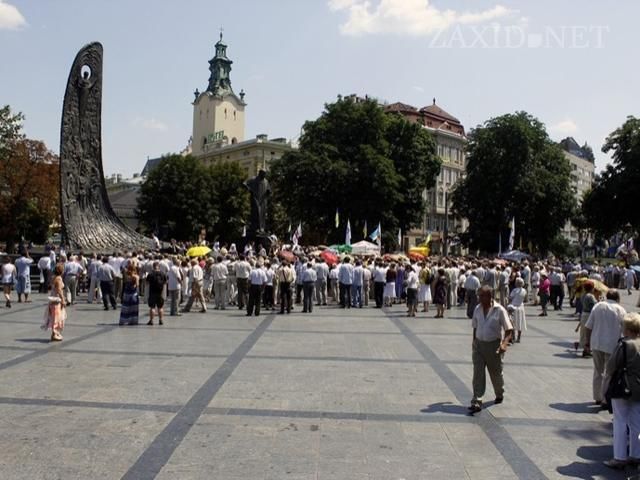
192,33,246,156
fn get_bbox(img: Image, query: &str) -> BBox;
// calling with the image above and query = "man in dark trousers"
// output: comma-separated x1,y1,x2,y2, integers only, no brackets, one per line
147,261,168,325
246,263,266,316
277,261,295,314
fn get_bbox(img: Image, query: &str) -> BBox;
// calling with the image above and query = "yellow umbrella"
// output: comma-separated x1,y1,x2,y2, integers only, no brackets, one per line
186,246,211,258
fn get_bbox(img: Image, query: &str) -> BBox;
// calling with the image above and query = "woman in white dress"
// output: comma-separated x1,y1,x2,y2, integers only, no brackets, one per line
509,277,528,343
417,263,432,312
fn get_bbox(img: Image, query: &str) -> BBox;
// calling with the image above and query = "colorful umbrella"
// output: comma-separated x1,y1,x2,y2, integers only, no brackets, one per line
278,250,296,263
321,250,339,266
186,246,211,258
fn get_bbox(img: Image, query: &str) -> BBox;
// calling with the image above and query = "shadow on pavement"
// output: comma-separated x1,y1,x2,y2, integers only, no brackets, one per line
557,445,629,480
421,402,470,415
14,338,49,344
549,402,603,414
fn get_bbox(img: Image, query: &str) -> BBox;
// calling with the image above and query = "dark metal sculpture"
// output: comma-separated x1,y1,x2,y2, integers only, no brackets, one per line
244,169,271,236
60,42,148,252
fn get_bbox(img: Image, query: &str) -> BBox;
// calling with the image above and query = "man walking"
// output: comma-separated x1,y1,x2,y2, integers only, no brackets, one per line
182,259,207,313
14,250,33,303
469,286,513,413
146,261,168,325
98,256,117,311
585,290,626,407
167,258,183,316
87,253,102,304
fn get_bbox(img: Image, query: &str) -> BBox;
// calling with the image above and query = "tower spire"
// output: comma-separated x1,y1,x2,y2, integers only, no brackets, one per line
207,33,234,97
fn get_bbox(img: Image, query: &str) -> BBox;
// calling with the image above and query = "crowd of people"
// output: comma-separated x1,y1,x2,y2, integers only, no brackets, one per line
2,241,640,470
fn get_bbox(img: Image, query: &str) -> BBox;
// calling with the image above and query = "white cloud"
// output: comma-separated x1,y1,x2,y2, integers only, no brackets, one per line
329,0,516,36
132,117,168,132
550,119,579,136
0,0,26,30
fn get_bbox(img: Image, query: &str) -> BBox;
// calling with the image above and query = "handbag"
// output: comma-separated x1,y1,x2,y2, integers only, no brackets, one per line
606,340,631,404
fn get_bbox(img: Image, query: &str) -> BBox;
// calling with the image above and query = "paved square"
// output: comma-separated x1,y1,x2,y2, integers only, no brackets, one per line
0,292,637,479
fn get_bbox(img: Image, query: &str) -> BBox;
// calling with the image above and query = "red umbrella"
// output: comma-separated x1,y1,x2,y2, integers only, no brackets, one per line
409,252,425,261
321,250,338,266
278,250,296,263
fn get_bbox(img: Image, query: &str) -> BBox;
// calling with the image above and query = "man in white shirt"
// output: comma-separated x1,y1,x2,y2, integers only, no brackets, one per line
86,254,102,304
167,258,183,316
211,256,229,310
37,254,52,293
549,268,566,311
469,286,513,413
235,255,251,310
14,250,33,303
362,262,372,307
302,262,317,313
277,261,295,314
63,255,85,305
247,263,267,316
586,290,627,405
464,271,481,319
338,257,354,309
263,262,275,310
314,258,329,306
373,262,387,308
351,261,365,308
109,252,125,303
182,260,206,313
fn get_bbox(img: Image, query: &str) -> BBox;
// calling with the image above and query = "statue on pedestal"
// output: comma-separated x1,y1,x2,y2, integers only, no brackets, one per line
244,170,271,236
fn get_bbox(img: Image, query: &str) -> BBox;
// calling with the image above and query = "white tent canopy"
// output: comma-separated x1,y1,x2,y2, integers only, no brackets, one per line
351,240,380,256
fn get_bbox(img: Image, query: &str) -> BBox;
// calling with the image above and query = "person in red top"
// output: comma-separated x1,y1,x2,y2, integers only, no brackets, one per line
539,272,551,317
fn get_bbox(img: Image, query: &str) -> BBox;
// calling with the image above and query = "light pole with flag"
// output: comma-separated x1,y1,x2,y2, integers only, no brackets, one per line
345,219,351,246
292,222,302,246
370,222,381,248
508,217,515,251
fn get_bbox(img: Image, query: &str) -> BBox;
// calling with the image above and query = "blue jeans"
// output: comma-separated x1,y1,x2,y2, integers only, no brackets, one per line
351,284,362,307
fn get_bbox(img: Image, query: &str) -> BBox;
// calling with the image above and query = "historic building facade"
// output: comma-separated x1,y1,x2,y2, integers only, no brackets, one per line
384,100,468,253
559,137,596,243
191,34,293,176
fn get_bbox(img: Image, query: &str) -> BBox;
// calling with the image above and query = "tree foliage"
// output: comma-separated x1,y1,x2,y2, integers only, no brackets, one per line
583,116,640,238
269,97,440,245
137,154,248,241
0,106,60,244
451,111,576,253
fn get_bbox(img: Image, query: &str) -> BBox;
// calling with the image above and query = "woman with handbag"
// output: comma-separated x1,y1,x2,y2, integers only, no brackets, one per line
603,312,640,469
41,264,66,342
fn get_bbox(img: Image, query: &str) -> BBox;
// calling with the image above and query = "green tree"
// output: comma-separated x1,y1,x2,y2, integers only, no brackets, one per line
0,106,60,246
269,96,440,245
138,154,218,240
210,162,249,242
137,155,250,242
451,112,576,253
0,105,25,161
583,116,640,238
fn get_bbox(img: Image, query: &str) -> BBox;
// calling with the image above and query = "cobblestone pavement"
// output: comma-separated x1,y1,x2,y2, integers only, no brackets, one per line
0,290,638,479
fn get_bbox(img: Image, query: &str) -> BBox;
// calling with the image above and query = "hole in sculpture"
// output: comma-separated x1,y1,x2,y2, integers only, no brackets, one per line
80,65,92,79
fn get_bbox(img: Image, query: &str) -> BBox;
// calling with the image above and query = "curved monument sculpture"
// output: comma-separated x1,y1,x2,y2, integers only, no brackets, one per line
60,42,148,252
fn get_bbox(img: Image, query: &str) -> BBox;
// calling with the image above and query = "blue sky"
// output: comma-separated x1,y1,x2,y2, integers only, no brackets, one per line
1,0,638,176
